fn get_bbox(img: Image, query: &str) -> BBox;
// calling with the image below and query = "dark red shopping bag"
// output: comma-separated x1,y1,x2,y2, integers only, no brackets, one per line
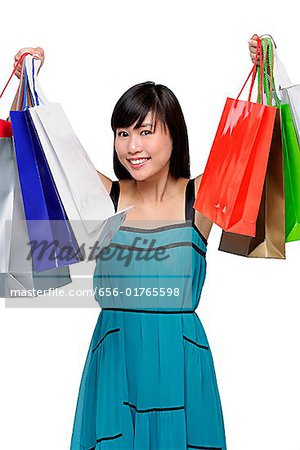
194,38,277,237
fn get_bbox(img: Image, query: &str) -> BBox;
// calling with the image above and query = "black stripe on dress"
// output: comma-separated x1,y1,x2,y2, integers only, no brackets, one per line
183,335,209,350
108,241,206,258
123,401,185,413
88,433,123,449
92,328,120,353
101,308,195,314
187,445,222,449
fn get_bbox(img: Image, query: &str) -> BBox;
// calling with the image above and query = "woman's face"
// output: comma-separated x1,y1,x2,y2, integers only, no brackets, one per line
114,111,173,181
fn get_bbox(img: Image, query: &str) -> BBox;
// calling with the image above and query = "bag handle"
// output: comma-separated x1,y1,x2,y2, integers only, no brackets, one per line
261,33,292,91
235,37,264,105
23,55,48,106
257,38,271,105
14,57,35,111
258,37,281,107
0,52,37,113
0,52,34,112
0,52,32,100
266,37,281,106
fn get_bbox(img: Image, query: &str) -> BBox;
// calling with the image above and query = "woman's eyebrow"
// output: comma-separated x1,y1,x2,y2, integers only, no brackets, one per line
117,122,154,131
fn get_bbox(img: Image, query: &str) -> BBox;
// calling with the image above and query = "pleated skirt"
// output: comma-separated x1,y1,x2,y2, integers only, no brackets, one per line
70,309,227,450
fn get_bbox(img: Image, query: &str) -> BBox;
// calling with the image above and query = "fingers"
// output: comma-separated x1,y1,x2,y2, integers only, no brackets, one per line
13,46,45,79
33,47,45,75
13,47,32,79
248,34,260,64
33,47,45,64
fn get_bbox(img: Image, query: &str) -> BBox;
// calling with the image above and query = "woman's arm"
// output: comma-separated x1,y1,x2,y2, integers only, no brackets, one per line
194,174,213,241
13,46,114,193
97,171,113,193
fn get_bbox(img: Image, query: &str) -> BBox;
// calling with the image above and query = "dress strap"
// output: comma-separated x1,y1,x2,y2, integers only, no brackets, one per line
109,180,120,212
185,178,195,223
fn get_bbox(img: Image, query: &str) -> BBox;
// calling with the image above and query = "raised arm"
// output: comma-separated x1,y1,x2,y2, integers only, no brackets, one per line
12,46,113,193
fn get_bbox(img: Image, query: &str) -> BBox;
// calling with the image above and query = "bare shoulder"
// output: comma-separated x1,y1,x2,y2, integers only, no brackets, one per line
193,173,214,241
96,170,113,193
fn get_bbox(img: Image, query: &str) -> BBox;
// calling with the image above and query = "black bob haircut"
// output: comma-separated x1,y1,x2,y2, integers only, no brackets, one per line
111,81,191,180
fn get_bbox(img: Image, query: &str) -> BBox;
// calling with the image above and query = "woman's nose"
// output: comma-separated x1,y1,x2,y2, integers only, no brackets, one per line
128,147,144,158
128,135,142,152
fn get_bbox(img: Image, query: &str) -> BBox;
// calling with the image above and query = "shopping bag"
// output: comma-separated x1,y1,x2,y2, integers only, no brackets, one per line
280,86,300,148
218,37,286,259
0,119,12,137
194,38,277,237
0,120,71,298
0,53,72,297
24,56,128,230
280,103,300,241
218,110,285,258
262,34,300,242
10,61,82,272
23,55,134,251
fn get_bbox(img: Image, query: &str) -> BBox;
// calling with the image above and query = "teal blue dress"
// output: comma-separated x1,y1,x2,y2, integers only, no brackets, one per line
70,178,227,450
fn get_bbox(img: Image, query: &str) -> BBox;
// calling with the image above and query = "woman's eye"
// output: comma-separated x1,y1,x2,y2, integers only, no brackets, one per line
117,130,151,137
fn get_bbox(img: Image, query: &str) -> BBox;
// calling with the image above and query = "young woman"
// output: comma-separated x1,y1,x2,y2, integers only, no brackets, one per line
14,36,257,450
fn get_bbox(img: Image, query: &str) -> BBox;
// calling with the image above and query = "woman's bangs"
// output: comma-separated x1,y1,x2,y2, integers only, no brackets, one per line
114,101,166,134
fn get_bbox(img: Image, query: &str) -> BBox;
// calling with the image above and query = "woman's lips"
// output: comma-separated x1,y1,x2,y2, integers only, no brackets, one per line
127,157,151,169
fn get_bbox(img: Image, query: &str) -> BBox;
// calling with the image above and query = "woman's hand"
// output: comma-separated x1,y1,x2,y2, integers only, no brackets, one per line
248,34,260,64
13,47,45,78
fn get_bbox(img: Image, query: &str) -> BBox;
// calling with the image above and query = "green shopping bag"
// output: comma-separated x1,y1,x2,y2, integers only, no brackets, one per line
281,102,300,241
259,37,300,242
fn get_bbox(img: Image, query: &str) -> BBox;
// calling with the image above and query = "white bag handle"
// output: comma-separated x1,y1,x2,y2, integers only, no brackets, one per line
15,58,33,110
24,55,48,105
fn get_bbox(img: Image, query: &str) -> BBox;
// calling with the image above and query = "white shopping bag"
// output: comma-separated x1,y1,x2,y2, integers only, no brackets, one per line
260,35,300,148
24,56,134,246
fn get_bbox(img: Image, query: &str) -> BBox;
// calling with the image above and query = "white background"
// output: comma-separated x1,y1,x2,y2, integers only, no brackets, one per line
0,0,300,449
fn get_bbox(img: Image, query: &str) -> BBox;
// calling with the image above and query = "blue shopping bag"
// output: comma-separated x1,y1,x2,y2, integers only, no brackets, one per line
10,62,82,272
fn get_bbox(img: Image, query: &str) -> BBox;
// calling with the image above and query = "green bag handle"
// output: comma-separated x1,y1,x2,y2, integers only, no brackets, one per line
257,37,281,107
267,37,281,106
257,38,270,105
257,38,271,105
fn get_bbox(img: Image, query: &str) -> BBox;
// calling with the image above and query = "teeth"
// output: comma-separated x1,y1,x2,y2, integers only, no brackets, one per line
129,158,149,165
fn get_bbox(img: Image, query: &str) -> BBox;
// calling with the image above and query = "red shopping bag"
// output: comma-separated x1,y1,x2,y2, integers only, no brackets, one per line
194,39,277,237
0,120,12,137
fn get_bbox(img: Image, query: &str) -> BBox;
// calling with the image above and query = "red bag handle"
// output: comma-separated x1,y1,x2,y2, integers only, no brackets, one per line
235,38,264,104
0,51,32,100
0,52,31,137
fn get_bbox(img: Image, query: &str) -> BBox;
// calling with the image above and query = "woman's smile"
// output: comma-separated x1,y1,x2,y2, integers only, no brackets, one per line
127,157,151,169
